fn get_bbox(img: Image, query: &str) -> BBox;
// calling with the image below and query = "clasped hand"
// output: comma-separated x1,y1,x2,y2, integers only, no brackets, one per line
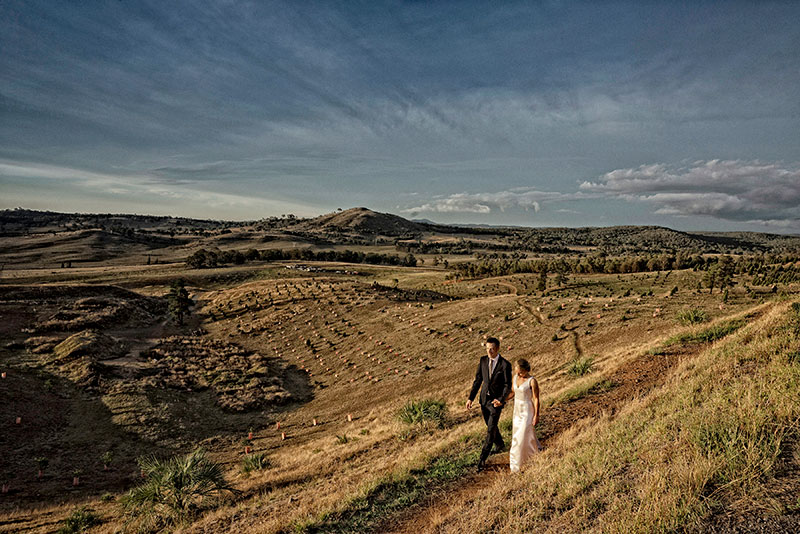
465,399,503,410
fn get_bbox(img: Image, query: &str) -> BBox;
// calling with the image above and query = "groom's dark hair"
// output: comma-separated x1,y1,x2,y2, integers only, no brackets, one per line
486,337,500,348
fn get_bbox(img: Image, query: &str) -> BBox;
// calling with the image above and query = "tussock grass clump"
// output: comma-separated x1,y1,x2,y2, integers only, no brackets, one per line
567,356,593,377
58,507,99,534
676,308,708,325
121,449,236,532
397,399,448,428
240,452,270,475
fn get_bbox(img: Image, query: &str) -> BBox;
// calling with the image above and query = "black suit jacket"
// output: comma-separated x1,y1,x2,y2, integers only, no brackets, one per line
468,355,512,408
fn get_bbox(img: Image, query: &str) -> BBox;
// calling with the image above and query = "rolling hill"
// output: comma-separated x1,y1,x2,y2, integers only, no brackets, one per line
2,207,800,270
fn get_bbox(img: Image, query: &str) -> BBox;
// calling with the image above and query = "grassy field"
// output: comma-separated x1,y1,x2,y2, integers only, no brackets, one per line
1,255,798,533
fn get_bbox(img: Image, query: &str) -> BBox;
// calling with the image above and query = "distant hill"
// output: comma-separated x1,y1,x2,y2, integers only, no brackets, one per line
290,207,430,236
0,208,243,235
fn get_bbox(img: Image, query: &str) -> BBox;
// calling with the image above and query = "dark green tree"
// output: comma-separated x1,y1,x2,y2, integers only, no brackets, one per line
704,265,718,294
168,279,193,325
717,256,735,291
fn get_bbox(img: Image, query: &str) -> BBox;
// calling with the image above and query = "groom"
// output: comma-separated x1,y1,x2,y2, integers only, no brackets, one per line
466,337,512,472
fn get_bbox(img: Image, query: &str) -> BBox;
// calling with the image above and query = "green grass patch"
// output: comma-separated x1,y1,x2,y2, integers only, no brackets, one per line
665,319,746,346
397,399,448,428
290,435,482,533
553,378,616,405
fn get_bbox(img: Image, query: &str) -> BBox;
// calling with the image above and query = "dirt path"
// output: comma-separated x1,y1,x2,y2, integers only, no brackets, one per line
495,281,519,297
379,316,753,534
517,297,546,325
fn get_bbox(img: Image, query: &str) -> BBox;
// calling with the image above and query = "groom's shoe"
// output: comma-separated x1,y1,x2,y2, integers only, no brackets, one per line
476,461,485,473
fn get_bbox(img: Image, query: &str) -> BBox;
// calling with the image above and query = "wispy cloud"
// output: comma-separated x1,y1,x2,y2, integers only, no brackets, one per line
0,159,319,217
402,188,579,215
580,160,800,228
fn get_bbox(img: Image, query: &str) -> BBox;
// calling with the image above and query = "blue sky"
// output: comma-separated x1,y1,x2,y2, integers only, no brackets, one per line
2,1,799,232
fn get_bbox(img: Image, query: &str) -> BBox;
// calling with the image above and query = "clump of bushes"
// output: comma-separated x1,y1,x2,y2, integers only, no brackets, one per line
398,399,448,428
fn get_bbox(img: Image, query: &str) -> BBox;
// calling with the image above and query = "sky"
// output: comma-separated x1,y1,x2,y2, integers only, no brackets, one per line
2,1,799,232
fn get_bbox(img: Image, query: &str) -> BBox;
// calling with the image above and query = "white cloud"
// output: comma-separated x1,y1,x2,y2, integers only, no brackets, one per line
580,160,800,228
401,188,576,214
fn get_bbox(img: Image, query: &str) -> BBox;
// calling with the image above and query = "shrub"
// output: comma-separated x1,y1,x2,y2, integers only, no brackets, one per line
241,452,270,475
58,507,99,534
676,308,708,325
121,449,236,531
397,399,448,428
567,356,594,377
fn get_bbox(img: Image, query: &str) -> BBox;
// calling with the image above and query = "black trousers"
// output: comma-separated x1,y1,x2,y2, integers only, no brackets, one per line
479,403,504,465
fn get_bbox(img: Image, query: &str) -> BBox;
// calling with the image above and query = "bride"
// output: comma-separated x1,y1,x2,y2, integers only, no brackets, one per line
505,358,542,473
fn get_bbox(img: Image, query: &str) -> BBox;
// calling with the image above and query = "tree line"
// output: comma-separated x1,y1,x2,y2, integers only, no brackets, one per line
186,247,418,269
450,253,800,282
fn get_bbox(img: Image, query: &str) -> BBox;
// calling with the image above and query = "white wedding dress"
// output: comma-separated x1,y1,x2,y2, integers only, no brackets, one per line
509,376,542,473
